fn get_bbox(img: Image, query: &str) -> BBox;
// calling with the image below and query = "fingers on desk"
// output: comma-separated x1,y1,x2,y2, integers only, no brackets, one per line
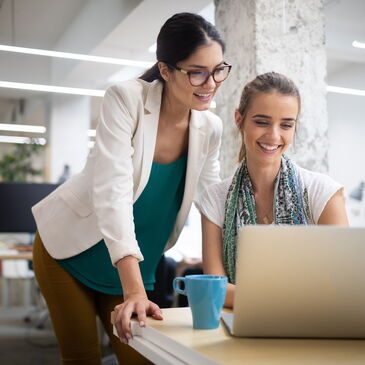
114,300,164,344
114,303,130,344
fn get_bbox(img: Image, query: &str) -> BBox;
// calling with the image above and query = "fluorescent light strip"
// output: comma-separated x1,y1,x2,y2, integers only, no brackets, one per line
0,81,105,97
0,135,46,145
0,123,46,133
327,85,365,97
352,40,365,49
0,44,154,68
1,81,364,99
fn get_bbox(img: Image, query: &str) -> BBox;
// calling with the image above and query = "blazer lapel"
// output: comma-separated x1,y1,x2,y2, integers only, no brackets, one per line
134,80,162,200
174,110,207,229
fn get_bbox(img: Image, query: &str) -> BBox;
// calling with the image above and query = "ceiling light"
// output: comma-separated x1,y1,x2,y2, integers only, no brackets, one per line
0,81,105,97
0,44,154,68
352,41,365,49
0,136,46,145
87,129,96,137
0,123,46,133
2,81,363,104
327,85,365,97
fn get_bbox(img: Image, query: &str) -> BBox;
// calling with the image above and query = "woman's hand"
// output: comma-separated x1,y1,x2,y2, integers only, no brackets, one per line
114,293,163,344
115,255,163,344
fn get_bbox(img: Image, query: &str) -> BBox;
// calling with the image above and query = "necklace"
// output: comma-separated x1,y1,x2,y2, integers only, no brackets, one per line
262,214,272,224
254,190,274,224
257,207,273,224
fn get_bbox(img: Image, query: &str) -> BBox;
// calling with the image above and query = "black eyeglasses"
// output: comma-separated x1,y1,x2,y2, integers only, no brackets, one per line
168,62,232,86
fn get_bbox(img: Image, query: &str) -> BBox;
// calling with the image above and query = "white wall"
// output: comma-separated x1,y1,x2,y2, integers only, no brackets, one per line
327,62,365,225
49,95,90,182
328,94,365,191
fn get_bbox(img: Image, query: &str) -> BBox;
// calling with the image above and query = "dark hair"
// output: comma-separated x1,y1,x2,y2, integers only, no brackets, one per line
140,12,225,82
237,72,301,162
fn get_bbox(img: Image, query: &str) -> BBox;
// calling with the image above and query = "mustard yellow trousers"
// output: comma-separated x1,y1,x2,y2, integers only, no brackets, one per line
32,232,152,365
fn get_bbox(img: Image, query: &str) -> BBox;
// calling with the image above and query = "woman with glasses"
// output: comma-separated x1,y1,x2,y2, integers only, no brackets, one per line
32,12,231,365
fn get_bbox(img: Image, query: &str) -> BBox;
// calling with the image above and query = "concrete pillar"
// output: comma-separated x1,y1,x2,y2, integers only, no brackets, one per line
215,0,328,178
48,95,90,183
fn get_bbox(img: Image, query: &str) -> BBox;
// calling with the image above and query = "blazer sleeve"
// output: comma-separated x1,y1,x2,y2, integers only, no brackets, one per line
195,113,223,201
92,83,143,265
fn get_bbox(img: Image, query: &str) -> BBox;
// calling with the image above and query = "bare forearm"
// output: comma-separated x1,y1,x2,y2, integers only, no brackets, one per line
114,255,163,343
224,283,235,308
116,255,146,298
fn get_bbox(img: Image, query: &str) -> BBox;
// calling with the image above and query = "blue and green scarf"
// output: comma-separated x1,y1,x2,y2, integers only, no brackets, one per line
222,155,311,283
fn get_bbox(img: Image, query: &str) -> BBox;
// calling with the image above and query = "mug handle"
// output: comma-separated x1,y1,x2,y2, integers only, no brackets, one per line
173,277,187,295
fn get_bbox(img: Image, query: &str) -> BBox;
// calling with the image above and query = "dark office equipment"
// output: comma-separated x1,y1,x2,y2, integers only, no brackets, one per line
0,182,58,233
0,182,58,328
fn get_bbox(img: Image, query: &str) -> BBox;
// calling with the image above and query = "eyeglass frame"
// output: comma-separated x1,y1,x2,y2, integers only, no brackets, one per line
165,61,232,86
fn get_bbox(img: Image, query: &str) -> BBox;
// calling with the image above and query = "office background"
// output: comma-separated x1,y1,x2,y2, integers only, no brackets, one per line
0,0,364,255
0,1,364,363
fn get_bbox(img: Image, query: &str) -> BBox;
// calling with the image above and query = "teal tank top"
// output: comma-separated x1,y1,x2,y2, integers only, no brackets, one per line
57,154,187,295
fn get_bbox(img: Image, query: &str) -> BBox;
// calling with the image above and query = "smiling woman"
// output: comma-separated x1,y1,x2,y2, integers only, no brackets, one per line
31,12,230,365
197,72,349,309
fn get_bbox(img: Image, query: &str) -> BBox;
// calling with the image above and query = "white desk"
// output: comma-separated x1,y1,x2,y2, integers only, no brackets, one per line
113,307,365,365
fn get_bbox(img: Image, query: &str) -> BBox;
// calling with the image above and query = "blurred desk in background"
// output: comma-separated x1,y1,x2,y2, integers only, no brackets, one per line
0,249,33,307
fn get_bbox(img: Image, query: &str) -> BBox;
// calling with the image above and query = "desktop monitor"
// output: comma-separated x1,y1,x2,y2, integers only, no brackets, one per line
0,182,58,233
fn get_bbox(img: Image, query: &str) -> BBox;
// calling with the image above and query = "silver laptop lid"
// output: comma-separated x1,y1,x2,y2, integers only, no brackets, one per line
233,226,365,338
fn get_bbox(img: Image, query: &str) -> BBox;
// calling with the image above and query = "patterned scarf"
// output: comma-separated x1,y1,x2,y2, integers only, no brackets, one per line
222,155,311,283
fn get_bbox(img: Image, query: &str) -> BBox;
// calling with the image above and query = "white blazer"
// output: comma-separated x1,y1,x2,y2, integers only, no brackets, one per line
32,79,222,265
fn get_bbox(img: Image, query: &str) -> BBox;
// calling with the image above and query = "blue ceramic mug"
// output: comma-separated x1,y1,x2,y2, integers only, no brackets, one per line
173,274,228,329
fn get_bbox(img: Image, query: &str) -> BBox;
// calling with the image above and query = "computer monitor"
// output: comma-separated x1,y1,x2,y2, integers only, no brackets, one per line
0,182,58,233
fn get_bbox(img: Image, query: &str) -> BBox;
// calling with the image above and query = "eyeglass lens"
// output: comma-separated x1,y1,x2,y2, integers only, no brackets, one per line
189,66,230,86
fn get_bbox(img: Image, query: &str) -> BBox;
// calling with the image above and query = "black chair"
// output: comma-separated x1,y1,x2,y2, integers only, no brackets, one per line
147,255,177,308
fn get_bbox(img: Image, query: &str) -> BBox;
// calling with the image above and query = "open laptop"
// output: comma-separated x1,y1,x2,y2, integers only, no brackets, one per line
222,225,365,338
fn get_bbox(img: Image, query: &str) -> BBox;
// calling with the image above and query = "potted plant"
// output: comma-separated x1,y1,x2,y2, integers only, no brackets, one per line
0,141,43,182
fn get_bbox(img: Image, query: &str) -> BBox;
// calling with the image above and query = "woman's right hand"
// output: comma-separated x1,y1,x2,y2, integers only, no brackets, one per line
114,292,163,344
115,255,163,343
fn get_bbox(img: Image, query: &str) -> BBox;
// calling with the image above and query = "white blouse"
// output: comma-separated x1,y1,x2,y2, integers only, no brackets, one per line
196,163,344,227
